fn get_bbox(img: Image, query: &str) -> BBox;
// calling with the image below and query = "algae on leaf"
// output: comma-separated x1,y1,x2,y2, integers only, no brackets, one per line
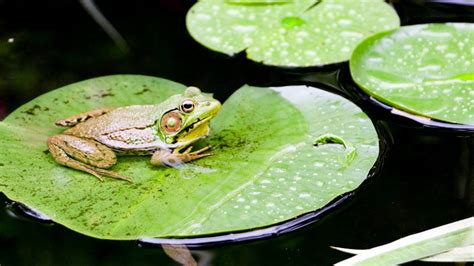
350,23,474,125
187,0,400,66
0,75,379,240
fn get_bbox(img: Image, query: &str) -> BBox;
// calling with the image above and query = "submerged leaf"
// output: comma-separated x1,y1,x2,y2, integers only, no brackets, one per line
350,23,474,125
187,0,400,66
0,75,378,239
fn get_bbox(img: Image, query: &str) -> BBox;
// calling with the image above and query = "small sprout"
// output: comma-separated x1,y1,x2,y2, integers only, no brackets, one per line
314,133,356,167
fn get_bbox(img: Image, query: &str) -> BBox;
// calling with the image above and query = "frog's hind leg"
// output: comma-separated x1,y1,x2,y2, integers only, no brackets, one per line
55,108,115,127
47,134,132,182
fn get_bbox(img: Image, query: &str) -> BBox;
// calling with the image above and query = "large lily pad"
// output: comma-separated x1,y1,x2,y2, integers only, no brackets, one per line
350,23,474,125
186,0,400,66
0,75,378,240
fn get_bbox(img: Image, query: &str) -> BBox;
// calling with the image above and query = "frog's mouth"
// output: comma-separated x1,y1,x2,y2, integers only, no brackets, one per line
175,116,213,144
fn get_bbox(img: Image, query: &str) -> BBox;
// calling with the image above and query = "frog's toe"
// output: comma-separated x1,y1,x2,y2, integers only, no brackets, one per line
189,145,211,155
187,152,212,161
94,168,133,183
151,145,213,168
178,149,212,164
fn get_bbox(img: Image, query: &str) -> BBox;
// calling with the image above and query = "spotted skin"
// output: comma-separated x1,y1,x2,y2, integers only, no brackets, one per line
55,108,115,127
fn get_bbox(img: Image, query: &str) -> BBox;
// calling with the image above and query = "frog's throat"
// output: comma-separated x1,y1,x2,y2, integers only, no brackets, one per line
176,116,212,143
163,116,212,145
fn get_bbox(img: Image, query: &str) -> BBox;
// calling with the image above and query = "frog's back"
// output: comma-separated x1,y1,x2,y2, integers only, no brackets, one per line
64,105,163,138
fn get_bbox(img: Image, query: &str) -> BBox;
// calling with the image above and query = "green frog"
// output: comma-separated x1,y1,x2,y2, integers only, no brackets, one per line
47,87,221,183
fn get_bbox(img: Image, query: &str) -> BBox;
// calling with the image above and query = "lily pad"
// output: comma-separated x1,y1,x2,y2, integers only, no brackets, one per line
350,23,474,125
186,0,400,66
0,75,379,240
227,0,293,4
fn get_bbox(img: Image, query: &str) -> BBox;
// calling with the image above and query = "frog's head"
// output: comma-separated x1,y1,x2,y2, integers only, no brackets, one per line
159,86,221,146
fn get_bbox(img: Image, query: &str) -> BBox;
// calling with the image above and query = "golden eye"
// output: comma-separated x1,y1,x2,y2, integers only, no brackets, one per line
161,111,182,134
180,100,195,113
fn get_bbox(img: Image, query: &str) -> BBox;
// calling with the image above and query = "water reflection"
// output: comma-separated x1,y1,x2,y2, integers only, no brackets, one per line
162,244,214,266
6,201,52,223
162,244,197,266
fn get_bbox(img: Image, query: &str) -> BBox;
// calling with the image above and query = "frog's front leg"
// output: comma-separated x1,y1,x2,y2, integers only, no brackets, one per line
150,146,212,167
47,134,132,182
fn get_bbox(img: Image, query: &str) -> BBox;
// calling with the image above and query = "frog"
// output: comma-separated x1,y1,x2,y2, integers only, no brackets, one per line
47,86,221,183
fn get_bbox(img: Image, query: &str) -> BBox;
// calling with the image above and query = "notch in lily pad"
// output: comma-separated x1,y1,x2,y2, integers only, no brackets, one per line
314,133,356,168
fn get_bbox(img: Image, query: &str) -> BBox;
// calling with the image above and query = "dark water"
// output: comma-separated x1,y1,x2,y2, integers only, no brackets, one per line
0,0,473,265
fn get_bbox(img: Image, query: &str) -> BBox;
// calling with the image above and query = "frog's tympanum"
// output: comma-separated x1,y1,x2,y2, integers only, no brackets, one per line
47,87,221,182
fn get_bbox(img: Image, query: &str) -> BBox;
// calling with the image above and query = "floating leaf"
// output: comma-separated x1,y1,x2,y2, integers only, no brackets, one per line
0,75,378,240
226,0,293,4
350,23,474,125
186,0,400,67
334,217,474,265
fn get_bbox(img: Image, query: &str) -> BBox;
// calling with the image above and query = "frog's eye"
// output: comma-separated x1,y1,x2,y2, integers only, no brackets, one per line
180,100,195,113
161,111,183,134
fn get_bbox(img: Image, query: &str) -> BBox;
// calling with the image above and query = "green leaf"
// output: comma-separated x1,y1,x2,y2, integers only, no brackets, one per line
334,217,474,265
350,23,474,125
0,75,378,240
226,0,293,4
332,245,474,262
421,245,474,262
186,0,400,67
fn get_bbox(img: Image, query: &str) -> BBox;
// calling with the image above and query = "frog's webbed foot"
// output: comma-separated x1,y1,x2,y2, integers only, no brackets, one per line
150,146,212,167
47,134,132,183
55,107,115,127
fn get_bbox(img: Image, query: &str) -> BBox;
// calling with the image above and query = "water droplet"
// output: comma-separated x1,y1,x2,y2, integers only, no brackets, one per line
299,193,311,198
232,25,256,33
314,162,325,168
266,202,275,208
226,9,240,16
338,19,352,26
196,13,211,20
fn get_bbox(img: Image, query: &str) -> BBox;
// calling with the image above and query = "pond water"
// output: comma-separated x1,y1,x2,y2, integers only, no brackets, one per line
0,0,472,265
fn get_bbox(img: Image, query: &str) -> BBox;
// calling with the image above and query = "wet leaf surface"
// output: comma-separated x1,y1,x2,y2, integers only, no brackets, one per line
350,23,474,125
0,75,378,239
187,0,400,66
